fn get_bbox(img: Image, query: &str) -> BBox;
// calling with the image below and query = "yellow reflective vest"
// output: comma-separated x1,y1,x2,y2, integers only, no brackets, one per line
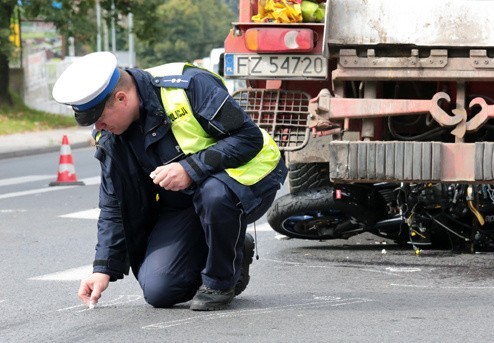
147,63,281,186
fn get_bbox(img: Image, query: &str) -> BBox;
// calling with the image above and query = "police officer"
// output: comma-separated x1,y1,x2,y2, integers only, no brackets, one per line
52,52,287,311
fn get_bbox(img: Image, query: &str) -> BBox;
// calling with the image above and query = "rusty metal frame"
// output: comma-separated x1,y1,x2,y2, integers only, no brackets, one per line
232,89,312,151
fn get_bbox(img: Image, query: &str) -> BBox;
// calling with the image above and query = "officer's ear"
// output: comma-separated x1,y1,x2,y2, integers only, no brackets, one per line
114,90,127,104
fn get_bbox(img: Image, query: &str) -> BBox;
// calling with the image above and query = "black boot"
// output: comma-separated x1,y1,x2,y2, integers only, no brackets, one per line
190,233,255,311
190,285,235,311
235,232,255,296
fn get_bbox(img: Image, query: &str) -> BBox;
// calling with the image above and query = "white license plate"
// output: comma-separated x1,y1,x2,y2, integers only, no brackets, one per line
224,54,327,79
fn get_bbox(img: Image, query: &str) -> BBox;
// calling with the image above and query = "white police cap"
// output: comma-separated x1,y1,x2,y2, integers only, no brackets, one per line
52,51,120,126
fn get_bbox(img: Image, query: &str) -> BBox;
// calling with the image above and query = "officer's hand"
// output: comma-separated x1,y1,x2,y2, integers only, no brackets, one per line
78,273,110,307
151,163,193,191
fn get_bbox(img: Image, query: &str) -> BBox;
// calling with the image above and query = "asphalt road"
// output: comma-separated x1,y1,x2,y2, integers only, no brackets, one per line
1,147,494,342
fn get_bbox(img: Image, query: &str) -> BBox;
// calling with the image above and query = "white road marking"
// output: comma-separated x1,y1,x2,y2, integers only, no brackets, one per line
57,211,274,233
275,233,291,240
247,222,272,232
28,224,273,282
29,265,92,281
60,208,100,219
0,176,100,200
0,175,53,187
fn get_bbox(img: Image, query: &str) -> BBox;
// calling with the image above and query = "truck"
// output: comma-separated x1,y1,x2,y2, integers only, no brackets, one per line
223,0,494,252
195,48,245,94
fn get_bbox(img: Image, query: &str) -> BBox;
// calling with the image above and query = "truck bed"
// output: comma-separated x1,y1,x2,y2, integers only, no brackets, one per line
324,0,494,57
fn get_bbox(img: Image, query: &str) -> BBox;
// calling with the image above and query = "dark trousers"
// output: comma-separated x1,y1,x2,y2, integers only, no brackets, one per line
137,177,276,308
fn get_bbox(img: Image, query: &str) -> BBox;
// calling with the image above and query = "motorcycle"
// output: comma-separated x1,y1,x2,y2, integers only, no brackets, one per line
267,181,494,253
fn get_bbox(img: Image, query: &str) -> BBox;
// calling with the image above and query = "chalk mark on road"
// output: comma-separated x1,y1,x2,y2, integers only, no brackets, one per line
263,258,404,277
0,209,27,213
56,295,143,313
143,296,374,329
385,267,421,273
391,283,494,290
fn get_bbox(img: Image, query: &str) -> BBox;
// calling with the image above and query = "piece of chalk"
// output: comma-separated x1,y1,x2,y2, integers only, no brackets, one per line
88,301,95,309
149,172,157,180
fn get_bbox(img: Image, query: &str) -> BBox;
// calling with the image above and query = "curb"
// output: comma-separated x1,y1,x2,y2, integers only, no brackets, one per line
0,140,94,160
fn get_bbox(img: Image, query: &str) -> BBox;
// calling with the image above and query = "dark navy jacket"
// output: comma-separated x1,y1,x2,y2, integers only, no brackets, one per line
92,67,287,280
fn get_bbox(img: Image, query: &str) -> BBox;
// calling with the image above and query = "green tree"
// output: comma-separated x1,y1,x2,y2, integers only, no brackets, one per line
0,1,17,106
0,0,98,107
134,0,234,67
0,0,234,107
223,0,239,19
22,0,97,52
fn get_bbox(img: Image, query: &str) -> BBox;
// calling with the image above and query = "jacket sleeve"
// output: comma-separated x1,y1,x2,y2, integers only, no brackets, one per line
178,70,264,184
92,148,129,281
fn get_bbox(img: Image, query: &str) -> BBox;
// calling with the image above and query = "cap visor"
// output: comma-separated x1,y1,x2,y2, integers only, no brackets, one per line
74,99,107,126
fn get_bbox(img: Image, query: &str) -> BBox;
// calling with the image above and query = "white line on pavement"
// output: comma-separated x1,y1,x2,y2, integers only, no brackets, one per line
60,208,100,219
0,176,100,200
390,283,494,290
247,222,272,232
0,175,53,187
28,227,273,282
57,210,274,232
29,265,92,281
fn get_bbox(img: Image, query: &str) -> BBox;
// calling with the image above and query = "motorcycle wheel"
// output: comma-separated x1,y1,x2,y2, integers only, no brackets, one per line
288,163,331,193
267,187,360,240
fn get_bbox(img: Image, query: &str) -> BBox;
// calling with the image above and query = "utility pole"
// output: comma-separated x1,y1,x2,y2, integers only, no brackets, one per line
128,12,134,67
96,0,102,51
111,0,116,54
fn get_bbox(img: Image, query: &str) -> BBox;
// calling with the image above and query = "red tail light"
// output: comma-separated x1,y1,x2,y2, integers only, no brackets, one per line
245,28,314,53
335,189,342,199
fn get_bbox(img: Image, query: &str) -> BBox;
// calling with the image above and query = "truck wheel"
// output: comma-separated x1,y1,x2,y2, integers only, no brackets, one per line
288,163,331,193
267,187,359,240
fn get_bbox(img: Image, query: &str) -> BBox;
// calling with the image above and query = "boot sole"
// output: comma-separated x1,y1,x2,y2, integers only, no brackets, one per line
190,301,231,311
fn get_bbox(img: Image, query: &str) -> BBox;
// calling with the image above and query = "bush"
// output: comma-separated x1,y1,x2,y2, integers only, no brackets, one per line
0,92,76,135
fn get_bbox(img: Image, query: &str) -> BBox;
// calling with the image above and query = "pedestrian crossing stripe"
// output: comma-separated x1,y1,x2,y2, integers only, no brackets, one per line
60,208,100,219
59,208,274,232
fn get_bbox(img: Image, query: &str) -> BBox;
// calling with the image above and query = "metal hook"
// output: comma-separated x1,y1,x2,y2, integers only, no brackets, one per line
429,92,463,127
465,97,489,133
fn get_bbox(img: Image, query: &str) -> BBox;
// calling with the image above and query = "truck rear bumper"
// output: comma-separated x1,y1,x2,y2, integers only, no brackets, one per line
329,141,494,183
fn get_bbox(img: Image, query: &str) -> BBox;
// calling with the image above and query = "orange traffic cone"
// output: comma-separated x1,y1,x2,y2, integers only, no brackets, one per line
49,135,85,186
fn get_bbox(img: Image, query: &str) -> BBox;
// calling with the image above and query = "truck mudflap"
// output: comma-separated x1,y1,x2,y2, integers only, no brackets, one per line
232,88,313,151
329,141,494,183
